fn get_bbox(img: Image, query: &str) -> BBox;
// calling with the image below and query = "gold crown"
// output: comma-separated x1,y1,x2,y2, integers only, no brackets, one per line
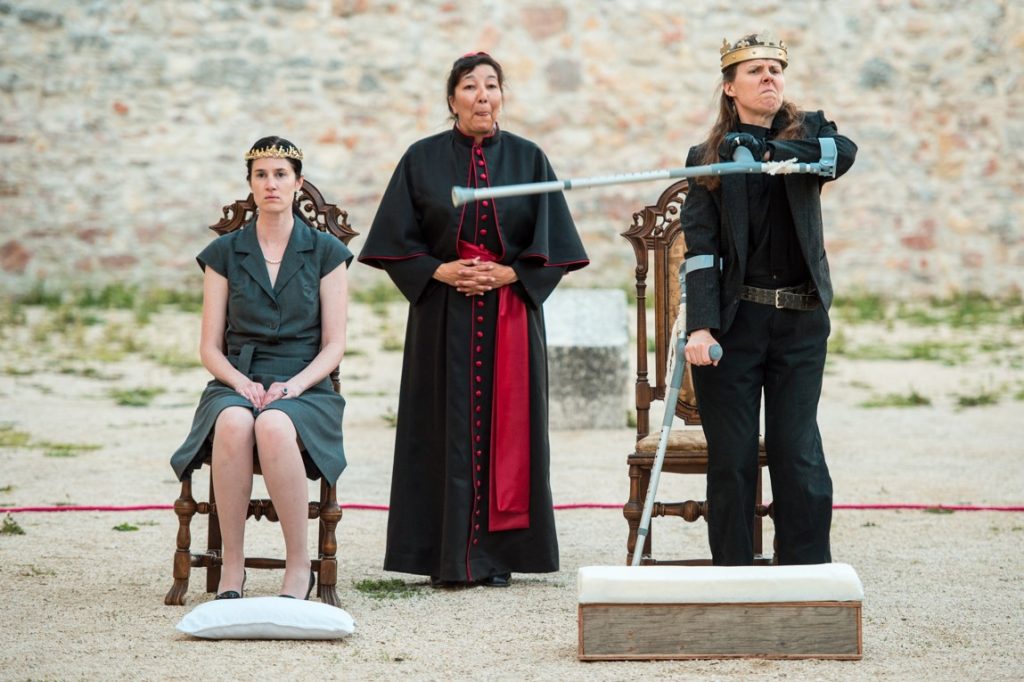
243,144,304,161
720,32,788,71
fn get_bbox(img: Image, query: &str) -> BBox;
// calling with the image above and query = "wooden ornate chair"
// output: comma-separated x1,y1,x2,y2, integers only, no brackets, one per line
621,179,773,566
164,180,358,607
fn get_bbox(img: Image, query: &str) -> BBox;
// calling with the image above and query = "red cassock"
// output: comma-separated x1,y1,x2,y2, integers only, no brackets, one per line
359,126,588,582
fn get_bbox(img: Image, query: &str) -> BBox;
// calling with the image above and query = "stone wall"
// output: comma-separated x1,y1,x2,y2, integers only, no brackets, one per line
1,0,1021,298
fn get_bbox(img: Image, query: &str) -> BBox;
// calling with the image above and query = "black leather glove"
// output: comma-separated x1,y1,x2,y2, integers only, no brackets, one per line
718,132,771,161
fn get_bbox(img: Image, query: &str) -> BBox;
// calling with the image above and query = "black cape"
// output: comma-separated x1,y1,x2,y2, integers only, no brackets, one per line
360,127,588,581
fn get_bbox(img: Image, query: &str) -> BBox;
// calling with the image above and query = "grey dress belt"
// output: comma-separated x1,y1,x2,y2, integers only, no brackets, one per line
738,283,820,311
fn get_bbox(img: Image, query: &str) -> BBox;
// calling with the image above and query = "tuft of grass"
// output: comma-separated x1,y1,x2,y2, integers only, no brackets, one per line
953,389,999,408
2,514,25,535
112,522,139,532
381,406,398,428
57,366,123,381
15,283,63,307
353,578,417,599
352,282,405,305
0,484,14,494
381,336,404,352
36,441,101,458
146,349,202,371
19,565,55,577
832,291,1024,329
924,507,955,515
108,387,165,407
859,389,932,409
0,424,31,448
832,293,888,324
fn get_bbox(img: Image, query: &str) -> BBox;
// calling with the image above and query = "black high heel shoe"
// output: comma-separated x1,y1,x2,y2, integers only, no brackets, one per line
215,569,247,600
279,569,315,600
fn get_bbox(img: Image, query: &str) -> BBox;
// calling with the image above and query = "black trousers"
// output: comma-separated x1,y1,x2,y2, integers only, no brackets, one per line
692,300,833,565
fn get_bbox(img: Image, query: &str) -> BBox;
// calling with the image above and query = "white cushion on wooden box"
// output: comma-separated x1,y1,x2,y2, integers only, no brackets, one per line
578,563,863,604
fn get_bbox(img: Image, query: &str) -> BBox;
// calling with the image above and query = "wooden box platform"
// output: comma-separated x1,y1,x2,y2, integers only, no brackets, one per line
578,564,863,660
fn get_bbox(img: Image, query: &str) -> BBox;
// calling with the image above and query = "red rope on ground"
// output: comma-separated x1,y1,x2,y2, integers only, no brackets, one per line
1,502,1022,513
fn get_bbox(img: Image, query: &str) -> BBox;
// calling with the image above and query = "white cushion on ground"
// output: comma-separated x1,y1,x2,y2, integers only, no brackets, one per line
578,563,863,604
176,596,356,640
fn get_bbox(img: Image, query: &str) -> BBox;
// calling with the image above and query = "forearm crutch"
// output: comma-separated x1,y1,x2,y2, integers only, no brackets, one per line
451,138,838,206
630,266,721,567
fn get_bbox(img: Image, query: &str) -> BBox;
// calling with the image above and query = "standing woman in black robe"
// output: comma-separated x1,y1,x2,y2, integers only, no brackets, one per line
359,52,588,587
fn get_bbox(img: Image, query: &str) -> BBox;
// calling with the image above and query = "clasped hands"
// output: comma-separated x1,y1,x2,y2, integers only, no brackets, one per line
434,257,517,296
235,379,300,410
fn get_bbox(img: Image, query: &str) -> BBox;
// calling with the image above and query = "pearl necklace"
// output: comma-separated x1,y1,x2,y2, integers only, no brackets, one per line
264,256,283,265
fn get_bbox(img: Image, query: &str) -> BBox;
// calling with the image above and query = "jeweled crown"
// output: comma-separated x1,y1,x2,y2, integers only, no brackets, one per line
720,32,788,71
244,144,304,161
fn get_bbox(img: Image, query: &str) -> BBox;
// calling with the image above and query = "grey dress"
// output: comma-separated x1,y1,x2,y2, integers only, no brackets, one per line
170,217,352,485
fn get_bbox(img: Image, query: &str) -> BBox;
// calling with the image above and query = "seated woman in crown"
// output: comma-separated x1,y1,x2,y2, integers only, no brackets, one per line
170,137,352,600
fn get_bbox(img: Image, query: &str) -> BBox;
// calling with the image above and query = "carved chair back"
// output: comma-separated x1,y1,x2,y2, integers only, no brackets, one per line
621,178,699,439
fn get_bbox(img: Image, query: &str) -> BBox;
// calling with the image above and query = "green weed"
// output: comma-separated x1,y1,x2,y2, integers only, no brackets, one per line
57,366,123,380
832,293,888,324
382,406,398,428
924,507,955,515
108,387,165,407
832,292,1023,329
953,388,1000,408
14,283,63,307
352,282,405,305
0,425,31,448
19,565,55,576
859,390,932,408
0,484,14,494
381,336,404,352
2,514,25,535
112,522,139,532
353,578,417,599
37,442,101,458
146,349,202,371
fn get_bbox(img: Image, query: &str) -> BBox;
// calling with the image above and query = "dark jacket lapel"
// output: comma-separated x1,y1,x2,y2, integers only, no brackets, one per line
273,219,314,294
236,223,276,301
784,174,823,266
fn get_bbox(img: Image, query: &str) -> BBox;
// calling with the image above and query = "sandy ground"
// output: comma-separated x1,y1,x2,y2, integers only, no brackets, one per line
1,302,1022,681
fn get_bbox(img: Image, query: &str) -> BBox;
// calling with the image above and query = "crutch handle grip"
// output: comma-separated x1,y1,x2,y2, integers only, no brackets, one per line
709,344,723,361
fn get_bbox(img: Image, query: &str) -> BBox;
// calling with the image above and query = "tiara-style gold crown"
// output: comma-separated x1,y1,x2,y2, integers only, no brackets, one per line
720,32,788,71
243,144,304,162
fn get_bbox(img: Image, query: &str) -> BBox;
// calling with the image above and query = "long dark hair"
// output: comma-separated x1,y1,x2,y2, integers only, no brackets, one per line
245,135,303,180
445,52,505,120
695,63,803,190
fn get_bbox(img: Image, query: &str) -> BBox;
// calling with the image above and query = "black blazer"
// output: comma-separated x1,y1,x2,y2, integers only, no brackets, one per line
681,110,857,335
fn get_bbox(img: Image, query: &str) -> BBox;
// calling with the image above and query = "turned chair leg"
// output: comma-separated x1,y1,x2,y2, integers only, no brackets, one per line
206,470,222,594
165,476,197,605
624,463,653,565
317,479,343,607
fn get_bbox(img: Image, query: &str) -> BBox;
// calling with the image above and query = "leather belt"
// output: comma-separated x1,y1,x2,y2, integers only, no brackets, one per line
739,283,820,311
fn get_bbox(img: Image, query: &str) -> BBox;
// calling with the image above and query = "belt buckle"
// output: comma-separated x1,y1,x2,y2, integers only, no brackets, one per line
774,289,784,309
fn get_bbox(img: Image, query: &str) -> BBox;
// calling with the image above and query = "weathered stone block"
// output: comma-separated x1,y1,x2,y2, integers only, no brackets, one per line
544,288,629,430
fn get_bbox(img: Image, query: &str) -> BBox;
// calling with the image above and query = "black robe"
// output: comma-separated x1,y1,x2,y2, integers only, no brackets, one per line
359,127,588,581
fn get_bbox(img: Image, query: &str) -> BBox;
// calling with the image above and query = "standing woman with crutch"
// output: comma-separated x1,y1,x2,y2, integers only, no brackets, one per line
682,33,857,566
